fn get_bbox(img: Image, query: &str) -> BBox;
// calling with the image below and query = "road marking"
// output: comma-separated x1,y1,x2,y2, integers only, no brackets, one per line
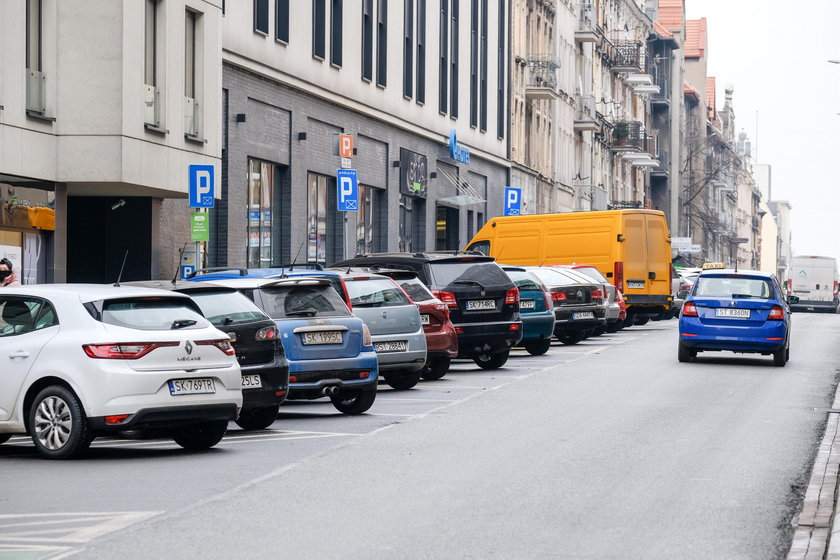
0,512,162,545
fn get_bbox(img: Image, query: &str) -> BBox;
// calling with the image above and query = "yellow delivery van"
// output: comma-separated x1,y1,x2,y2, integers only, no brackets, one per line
466,209,673,317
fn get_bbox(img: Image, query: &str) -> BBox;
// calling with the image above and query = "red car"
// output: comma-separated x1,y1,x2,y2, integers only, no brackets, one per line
376,270,459,380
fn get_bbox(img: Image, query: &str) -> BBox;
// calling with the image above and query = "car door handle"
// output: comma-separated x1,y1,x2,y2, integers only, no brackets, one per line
9,351,30,359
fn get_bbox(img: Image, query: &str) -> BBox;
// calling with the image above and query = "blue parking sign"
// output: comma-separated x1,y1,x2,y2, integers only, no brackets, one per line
337,169,359,212
189,165,215,208
504,187,522,216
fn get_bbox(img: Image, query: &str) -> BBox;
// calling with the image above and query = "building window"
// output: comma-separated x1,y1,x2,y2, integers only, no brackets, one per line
307,173,343,264
403,0,414,98
144,0,157,87
496,0,505,139
248,159,276,268
331,0,343,65
356,186,381,255
416,0,426,104
313,0,326,59
469,0,478,126
479,0,488,131
254,0,269,34
435,205,460,251
438,0,448,113
275,0,289,43
184,10,199,137
25,0,45,114
362,0,373,80
376,0,388,87
449,0,459,118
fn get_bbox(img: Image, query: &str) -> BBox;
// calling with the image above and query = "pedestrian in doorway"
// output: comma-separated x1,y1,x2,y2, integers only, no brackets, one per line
0,258,21,287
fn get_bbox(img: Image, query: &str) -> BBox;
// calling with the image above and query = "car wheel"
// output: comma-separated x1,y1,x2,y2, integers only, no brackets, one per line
234,405,280,431
635,315,650,326
29,386,93,460
171,420,228,450
473,350,510,370
677,341,694,363
558,332,584,345
650,313,663,321
384,370,422,390
330,388,377,415
605,321,623,334
422,357,451,380
622,317,635,328
0,434,13,445
524,339,551,356
773,347,787,367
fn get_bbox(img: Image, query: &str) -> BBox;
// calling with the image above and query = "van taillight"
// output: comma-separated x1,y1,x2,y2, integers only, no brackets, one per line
768,305,784,320
83,341,179,359
786,279,792,295
505,287,519,305
682,302,698,317
834,281,838,296
433,290,458,308
614,262,625,292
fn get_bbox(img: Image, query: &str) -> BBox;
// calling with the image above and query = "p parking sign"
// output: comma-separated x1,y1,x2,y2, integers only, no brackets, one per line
504,187,522,216
189,165,215,208
337,169,359,212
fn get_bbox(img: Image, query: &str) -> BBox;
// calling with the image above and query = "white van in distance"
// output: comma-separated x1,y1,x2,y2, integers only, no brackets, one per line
786,256,839,313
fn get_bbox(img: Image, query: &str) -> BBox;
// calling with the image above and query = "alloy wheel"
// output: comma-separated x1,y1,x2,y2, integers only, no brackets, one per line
34,396,73,451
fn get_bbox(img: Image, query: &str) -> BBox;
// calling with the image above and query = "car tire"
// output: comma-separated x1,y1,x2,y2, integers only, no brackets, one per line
29,386,93,460
171,420,228,450
384,370,422,390
524,339,551,356
422,357,451,380
677,341,694,363
235,405,280,431
622,317,634,328
773,346,787,367
635,315,650,326
330,388,377,415
473,350,510,370
558,332,584,345
0,434,13,445
605,321,623,334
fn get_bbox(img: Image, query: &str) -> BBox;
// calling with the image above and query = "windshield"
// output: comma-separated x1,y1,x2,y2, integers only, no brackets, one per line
573,266,608,283
345,278,411,307
95,297,209,330
505,271,544,292
693,275,774,299
187,290,268,326
258,285,351,318
529,268,579,287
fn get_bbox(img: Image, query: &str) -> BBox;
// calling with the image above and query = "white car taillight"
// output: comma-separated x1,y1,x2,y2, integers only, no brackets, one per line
83,341,179,359
362,323,373,347
195,338,236,356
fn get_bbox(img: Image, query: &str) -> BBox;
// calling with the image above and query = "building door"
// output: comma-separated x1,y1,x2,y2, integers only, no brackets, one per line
307,172,343,264
435,205,460,251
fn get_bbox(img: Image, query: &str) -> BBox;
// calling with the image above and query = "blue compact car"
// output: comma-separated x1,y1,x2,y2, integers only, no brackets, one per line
206,277,379,414
501,267,555,355
678,269,796,367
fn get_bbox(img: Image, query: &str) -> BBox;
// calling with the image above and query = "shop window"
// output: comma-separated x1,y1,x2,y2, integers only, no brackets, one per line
399,195,426,252
435,205,459,251
355,186,382,255
307,173,343,264
247,159,277,268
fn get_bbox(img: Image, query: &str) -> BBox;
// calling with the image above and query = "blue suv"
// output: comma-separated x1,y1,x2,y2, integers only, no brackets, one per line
678,269,797,367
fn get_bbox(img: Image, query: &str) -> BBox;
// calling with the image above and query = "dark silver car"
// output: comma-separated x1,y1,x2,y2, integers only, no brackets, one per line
330,269,428,390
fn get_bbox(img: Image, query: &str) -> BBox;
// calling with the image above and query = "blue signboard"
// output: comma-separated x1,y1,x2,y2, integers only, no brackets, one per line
504,187,522,216
336,169,359,211
449,130,471,164
189,164,215,208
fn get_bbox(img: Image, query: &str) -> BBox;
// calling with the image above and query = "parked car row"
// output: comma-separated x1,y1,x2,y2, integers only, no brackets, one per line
0,252,645,459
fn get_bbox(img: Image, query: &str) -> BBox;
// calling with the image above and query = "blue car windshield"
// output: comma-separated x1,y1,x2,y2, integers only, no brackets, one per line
259,286,351,318
694,275,774,299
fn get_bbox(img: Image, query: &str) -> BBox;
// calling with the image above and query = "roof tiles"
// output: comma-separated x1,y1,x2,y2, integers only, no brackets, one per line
657,0,684,32
685,18,707,58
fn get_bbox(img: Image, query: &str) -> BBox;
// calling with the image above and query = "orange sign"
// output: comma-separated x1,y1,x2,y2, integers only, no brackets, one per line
338,134,354,158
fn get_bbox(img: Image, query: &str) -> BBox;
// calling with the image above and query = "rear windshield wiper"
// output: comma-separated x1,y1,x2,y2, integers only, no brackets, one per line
451,280,484,287
352,301,383,307
731,293,759,299
285,309,318,317
171,319,198,329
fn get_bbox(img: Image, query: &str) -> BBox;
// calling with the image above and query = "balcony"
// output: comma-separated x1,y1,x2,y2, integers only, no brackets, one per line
610,41,643,73
26,69,46,115
525,56,559,100
651,149,670,176
574,94,598,131
650,65,670,107
575,3,598,43
610,121,645,152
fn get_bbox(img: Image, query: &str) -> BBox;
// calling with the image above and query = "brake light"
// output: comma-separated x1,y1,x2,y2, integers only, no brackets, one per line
614,262,625,292
834,281,838,296
505,287,519,305
255,326,278,341
339,278,352,310
362,323,373,346
105,415,129,425
768,305,784,320
433,290,458,308
786,279,792,296
83,341,179,359
592,289,603,300
544,292,552,308
551,291,567,303
682,302,698,317
510,323,521,331
195,338,236,355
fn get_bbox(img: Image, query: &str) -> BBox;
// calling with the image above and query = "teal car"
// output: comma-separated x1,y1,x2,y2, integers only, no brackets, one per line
502,267,555,355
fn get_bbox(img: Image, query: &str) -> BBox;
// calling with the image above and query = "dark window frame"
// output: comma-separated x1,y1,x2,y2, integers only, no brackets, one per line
313,0,326,60
331,0,343,66
254,0,269,35
479,0,488,131
417,0,426,104
275,0,289,43
449,0,459,119
376,0,388,87
362,0,374,81
496,0,505,139
469,0,478,127
438,0,448,114
403,0,414,98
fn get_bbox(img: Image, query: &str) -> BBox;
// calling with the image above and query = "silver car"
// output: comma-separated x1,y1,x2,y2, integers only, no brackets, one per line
331,269,428,391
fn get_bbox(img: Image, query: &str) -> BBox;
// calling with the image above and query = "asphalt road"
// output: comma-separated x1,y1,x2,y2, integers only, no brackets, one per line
2,314,839,559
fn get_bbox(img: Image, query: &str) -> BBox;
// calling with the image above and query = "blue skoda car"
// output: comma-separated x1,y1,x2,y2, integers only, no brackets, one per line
207,277,379,414
678,269,797,367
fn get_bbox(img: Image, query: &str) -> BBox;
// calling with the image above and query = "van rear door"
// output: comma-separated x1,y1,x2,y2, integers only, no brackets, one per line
622,213,647,294
645,213,672,298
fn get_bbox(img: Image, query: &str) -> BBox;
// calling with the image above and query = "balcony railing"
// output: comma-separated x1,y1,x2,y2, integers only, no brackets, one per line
651,65,670,105
574,94,598,131
26,69,46,115
525,56,559,100
184,97,199,138
611,41,643,73
575,3,598,42
652,149,670,175
143,85,160,127
610,121,645,151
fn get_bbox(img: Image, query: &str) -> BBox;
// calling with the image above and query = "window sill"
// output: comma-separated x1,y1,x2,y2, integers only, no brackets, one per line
184,133,207,144
26,109,55,122
144,123,169,135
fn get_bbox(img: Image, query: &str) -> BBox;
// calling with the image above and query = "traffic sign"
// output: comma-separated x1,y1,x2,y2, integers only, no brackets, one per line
334,134,354,158
504,187,522,216
191,213,209,242
189,164,215,208
337,169,359,211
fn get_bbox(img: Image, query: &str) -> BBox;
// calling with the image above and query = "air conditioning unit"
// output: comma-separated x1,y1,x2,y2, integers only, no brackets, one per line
143,85,159,126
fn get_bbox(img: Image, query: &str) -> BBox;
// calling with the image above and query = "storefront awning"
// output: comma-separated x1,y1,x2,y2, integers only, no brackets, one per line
436,168,486,206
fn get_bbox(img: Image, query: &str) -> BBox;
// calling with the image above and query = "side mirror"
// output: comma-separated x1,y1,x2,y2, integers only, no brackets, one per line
787,295,800,305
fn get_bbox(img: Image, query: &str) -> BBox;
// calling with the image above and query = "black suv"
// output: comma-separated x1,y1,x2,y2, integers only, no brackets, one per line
333,253,522,369
128,281,290,430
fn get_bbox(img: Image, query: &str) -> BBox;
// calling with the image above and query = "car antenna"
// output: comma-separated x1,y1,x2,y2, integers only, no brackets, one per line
113,250,129,287
287,241,306,276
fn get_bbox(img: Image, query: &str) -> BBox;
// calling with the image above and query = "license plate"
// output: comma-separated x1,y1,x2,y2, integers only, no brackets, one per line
520,299,535,310
572,312,594,320
716,308,751,318
302,331,343,345
242,374,262,388
420,314,430,325
374,340,407,353
627,281,645,289
466,299,496,311
168,378,215,395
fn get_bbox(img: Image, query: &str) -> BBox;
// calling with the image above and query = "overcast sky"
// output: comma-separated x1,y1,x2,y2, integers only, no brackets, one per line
684,0,840,261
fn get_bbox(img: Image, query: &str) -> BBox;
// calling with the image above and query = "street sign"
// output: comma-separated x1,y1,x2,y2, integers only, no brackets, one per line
671,237,692,250
189,164,215,208
681,244,702,254
191,212,209,242
340,157,352,169
504,187,522,216
334,134,354,158
180,252,196,279
337,169,359,211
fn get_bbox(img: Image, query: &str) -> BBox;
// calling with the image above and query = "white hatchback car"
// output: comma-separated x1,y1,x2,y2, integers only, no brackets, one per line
0,285,243,459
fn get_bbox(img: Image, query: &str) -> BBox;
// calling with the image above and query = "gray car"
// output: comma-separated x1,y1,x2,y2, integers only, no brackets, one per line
330,269,428,390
